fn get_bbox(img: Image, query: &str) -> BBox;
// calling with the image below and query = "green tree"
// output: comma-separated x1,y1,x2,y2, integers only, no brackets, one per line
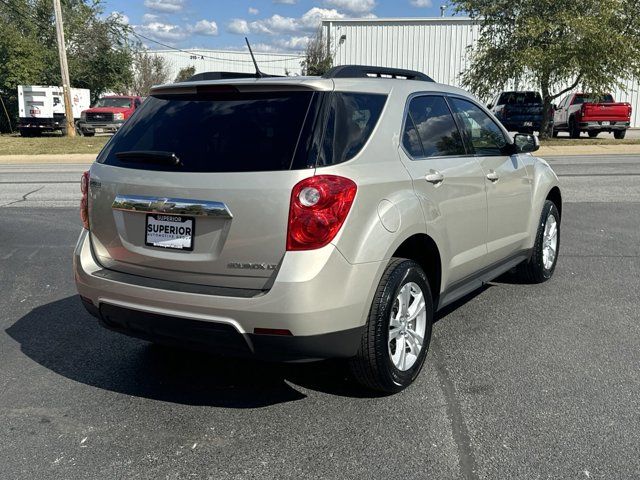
451,0,640,138
131,50,169,96
0,0,133,131
301,28,333,76
174,65,196,83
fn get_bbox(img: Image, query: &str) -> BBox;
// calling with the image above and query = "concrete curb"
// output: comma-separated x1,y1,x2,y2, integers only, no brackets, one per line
0,154,96,164
538,145,640,156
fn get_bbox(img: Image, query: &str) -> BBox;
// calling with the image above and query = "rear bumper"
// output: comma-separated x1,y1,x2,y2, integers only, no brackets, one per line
74,230,382,361
579,121,629,130
81,299,363,361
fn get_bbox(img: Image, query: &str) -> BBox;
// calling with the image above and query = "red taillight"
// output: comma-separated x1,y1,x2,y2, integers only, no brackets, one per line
286,175,357,251
80,171,90,230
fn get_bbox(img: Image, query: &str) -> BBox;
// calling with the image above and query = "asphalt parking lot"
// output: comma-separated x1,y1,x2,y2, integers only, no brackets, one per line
1,156,639,479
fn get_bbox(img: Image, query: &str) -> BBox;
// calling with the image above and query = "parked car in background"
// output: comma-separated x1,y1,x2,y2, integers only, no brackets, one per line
17,85,90,136
553,93,631,139
75,66,562,393
487,91,545,133
77,95,143,136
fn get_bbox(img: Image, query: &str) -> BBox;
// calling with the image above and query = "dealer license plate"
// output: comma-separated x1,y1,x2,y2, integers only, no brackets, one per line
145,214,194,251
601,121,610,126
523,121,533,127
95,128,104,133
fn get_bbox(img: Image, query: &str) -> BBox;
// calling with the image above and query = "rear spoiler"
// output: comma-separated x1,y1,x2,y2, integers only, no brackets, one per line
182,71,284,82
150,79,333,96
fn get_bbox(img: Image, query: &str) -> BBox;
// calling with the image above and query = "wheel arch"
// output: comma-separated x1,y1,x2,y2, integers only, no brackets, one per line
391,234,442,307
546,186,562,220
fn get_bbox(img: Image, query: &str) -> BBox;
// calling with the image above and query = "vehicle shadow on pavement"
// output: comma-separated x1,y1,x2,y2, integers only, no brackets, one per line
6,296,382,407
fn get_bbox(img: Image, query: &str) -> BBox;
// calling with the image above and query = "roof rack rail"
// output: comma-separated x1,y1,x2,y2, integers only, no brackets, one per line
322,65,434,82
184,71,284,82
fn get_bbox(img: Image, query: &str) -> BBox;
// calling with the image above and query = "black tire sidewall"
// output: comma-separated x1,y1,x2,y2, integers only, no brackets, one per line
374,261,433,390
536,201,560,280
569,118,580,138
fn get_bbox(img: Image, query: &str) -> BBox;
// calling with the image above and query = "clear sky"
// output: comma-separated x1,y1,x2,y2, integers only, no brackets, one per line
103,0,452,52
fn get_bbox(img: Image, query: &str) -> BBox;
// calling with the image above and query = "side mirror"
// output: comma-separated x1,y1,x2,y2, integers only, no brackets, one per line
487,103,494,109
513,133,539,153
552,104,558,111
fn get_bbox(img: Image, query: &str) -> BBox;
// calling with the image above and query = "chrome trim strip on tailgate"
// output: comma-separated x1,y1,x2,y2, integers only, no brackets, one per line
112,194,233,218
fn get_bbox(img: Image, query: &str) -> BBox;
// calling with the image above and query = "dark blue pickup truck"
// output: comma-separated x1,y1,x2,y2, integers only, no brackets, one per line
488,91,544,133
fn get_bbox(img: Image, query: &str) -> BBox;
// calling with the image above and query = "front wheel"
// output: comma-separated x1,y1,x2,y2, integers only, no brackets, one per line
349,258,433,393
516,200,560,283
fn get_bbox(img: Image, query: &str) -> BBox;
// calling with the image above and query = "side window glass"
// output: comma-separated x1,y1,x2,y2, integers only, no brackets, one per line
403,95,465,158
402,112,423,157
318,93,387,166
449,98,508,156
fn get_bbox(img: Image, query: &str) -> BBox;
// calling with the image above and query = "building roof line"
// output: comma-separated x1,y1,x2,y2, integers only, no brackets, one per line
321,17,476,24
147,48,304,58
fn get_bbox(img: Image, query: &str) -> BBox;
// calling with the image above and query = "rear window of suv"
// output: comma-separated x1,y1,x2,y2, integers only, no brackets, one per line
98,90,387,172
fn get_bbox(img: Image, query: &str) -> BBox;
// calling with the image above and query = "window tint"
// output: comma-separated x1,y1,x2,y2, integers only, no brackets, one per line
402,114,423,157
449,98,508,156
497,91,542,105
98,91,315,172
95,97,133,108
573,94,614,104
318,93,387,166
403,95,465,158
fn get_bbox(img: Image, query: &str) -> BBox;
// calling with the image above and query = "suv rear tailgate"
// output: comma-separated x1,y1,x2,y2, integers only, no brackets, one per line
88,87,323,290
89,165,312,289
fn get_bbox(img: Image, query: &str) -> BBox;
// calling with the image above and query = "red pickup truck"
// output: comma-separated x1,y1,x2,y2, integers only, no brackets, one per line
77,95,143,136
553,93,631,139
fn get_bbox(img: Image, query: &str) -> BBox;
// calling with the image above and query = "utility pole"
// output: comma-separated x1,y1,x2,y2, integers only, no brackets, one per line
53,0,76,137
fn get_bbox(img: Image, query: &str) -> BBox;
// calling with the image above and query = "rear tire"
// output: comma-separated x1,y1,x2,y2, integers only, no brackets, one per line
614,129,626,139
19,128,40,137
552,129,559,138
349,258,433,393
516,200,560,283
569,118,580,138
588,131,599,138
83,132,95,137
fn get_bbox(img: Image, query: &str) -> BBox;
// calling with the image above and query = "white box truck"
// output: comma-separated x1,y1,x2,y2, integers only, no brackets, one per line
17,85,91,136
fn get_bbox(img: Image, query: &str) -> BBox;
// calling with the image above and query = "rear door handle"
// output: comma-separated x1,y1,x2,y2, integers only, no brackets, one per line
486,171,500,182
425,171,444,184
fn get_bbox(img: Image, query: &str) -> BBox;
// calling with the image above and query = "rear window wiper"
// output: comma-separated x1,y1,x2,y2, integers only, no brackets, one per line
115,151,182,167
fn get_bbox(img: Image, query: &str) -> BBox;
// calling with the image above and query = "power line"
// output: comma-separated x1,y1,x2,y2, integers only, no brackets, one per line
0,1,304,66
130,30,305,64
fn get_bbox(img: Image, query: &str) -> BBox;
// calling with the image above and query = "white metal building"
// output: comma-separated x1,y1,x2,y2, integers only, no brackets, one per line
147,49,305,80
322,17,640,127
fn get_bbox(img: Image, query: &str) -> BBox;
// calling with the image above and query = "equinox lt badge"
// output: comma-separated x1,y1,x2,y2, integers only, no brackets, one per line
227,262,277,271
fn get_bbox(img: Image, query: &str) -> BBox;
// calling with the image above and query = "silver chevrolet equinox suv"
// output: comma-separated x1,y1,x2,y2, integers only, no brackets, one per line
74,65,561,393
